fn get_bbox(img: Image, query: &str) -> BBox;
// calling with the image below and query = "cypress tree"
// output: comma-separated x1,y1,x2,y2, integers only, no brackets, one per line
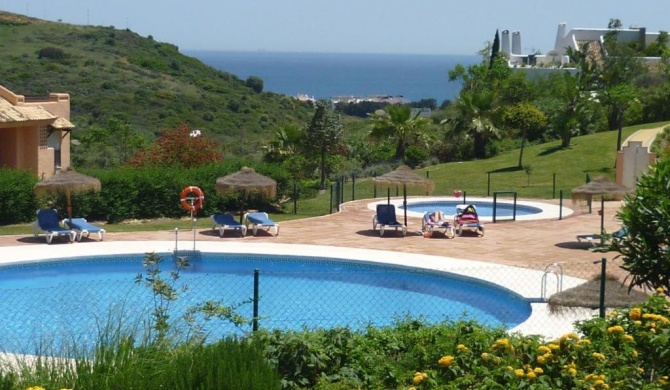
490,29,500,69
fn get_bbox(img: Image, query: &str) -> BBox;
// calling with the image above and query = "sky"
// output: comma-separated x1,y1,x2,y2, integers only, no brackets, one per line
2,0,669,55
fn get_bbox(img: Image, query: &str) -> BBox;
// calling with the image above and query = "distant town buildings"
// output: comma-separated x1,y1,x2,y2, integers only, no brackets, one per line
296,93,411,105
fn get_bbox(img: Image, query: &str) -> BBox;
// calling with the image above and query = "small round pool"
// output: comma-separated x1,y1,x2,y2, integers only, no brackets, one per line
373,197,571,221
0,252,531,354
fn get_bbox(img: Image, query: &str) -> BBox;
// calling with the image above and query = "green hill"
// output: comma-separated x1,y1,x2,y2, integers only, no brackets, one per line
0,11,313,158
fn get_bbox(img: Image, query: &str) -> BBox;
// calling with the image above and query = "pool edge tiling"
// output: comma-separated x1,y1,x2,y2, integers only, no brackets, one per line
0,241,593,340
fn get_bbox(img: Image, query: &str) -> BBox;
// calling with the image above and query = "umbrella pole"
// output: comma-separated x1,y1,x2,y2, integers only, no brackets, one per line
387,188,390,205
600,197,605,236
403,184,407,227
66,189,73,224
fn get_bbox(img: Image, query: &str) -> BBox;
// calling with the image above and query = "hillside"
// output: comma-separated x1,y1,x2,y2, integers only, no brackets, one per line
0,11,314,158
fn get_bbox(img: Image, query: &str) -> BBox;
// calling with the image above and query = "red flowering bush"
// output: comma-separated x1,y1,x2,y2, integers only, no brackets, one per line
128,124,222,168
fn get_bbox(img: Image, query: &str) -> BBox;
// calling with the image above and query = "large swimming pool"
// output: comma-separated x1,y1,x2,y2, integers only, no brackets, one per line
0,251,531,354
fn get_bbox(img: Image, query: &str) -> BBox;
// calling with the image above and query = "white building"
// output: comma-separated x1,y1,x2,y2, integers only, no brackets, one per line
501,23,665,70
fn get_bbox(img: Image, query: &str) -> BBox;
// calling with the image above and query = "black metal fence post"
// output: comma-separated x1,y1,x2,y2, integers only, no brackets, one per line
552,173,556,199
599,258,607,318
559,190,563,220
329,183,334,214
487,172,491,197
293,182,298,214
351,173,355,201
253,269,260,331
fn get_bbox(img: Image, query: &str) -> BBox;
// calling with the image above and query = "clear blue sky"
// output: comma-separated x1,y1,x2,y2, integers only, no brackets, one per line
2,0,668,55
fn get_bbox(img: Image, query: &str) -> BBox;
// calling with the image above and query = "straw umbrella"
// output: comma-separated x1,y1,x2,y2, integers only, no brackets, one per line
547,273,649,314
572,176,631,234
34,168,101,222
373,165,434,226
215,167,277,222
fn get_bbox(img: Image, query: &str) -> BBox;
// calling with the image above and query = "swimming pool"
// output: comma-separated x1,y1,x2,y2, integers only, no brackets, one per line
0,249,531,354
372,197,572,221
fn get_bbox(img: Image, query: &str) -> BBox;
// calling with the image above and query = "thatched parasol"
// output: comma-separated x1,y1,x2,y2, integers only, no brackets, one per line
572,176,632,235
215,167,277,221
547,273,649,314
34,168,101,221
373,165,434,226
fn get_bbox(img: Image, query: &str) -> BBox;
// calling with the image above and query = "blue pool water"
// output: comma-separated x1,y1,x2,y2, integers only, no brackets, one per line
0,253,531,353
403,200,543,218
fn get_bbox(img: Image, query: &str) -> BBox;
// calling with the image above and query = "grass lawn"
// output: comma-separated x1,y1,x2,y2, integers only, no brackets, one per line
1,121,666,236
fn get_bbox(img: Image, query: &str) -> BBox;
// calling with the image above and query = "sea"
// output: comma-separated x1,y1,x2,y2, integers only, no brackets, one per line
184,51,480,103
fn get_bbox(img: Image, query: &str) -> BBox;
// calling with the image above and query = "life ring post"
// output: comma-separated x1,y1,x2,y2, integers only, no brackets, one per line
180,186,205,215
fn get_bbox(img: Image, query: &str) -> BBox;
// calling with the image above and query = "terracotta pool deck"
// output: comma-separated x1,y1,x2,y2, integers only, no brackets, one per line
0,197,625,276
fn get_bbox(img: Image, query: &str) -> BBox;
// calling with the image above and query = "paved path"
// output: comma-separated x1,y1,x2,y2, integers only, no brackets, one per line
0,197,626,277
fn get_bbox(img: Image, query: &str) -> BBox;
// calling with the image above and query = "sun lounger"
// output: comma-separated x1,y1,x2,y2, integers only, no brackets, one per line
211,213,247,237
454,204,484,237
372,204,407,237
244,212,280,236
422,211,455,238
33,209,76,244
577,226,628,247
63,217,106,241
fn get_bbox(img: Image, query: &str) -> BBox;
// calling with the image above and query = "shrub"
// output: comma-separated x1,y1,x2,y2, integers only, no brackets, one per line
0,168,37,224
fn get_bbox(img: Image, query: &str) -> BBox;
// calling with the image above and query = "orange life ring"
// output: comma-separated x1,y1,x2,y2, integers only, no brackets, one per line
180,186,204,212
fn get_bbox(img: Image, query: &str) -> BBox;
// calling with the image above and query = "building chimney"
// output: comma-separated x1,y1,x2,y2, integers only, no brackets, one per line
512,31,521,55
555,23,567,52
501,30,510,54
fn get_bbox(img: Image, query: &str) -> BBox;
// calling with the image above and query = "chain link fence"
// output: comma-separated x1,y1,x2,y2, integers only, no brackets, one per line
0,253,649,354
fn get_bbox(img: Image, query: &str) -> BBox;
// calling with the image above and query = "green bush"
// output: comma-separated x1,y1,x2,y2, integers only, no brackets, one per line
0,168,37,224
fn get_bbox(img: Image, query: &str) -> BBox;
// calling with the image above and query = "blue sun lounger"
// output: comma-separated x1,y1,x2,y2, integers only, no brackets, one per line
372,204,406,237
63,217,106,241
243,212,280,236
33,209,76,244
211,212,247,237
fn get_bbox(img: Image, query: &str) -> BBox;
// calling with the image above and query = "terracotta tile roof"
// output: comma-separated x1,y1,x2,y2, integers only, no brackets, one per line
0,97,73,127
49,116,75,129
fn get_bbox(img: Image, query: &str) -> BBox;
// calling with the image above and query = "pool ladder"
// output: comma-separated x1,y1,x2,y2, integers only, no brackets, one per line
541,263,563,301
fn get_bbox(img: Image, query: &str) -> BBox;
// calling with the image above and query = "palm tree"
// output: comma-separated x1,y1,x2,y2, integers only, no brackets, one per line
444,91,500,159
262,124,303,163
369,105,430,161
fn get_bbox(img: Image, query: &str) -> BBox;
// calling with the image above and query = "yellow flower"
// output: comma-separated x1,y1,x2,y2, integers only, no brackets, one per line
534,367,544,374
577,339,591,346
607,325,624,334
26,387,46,390
412,372,428,385
506,366,514,371
438,355,455,367
409,387,417,390
456,344,468,352
632,350,638,358
561,332,579,341
634,320,642,326
629,307,642,320
547,343,560,351
568,367,578,376
481,352,490,360
537,355,546,364
592,352,606,361
623,334,634,342
514,369,525,378
538,345,552,354
656,286,666,295
526,371,537,380
661,376,669,381
637,367,645,373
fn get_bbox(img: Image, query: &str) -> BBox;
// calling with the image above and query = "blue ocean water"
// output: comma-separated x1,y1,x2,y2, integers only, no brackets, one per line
184,51,479,103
